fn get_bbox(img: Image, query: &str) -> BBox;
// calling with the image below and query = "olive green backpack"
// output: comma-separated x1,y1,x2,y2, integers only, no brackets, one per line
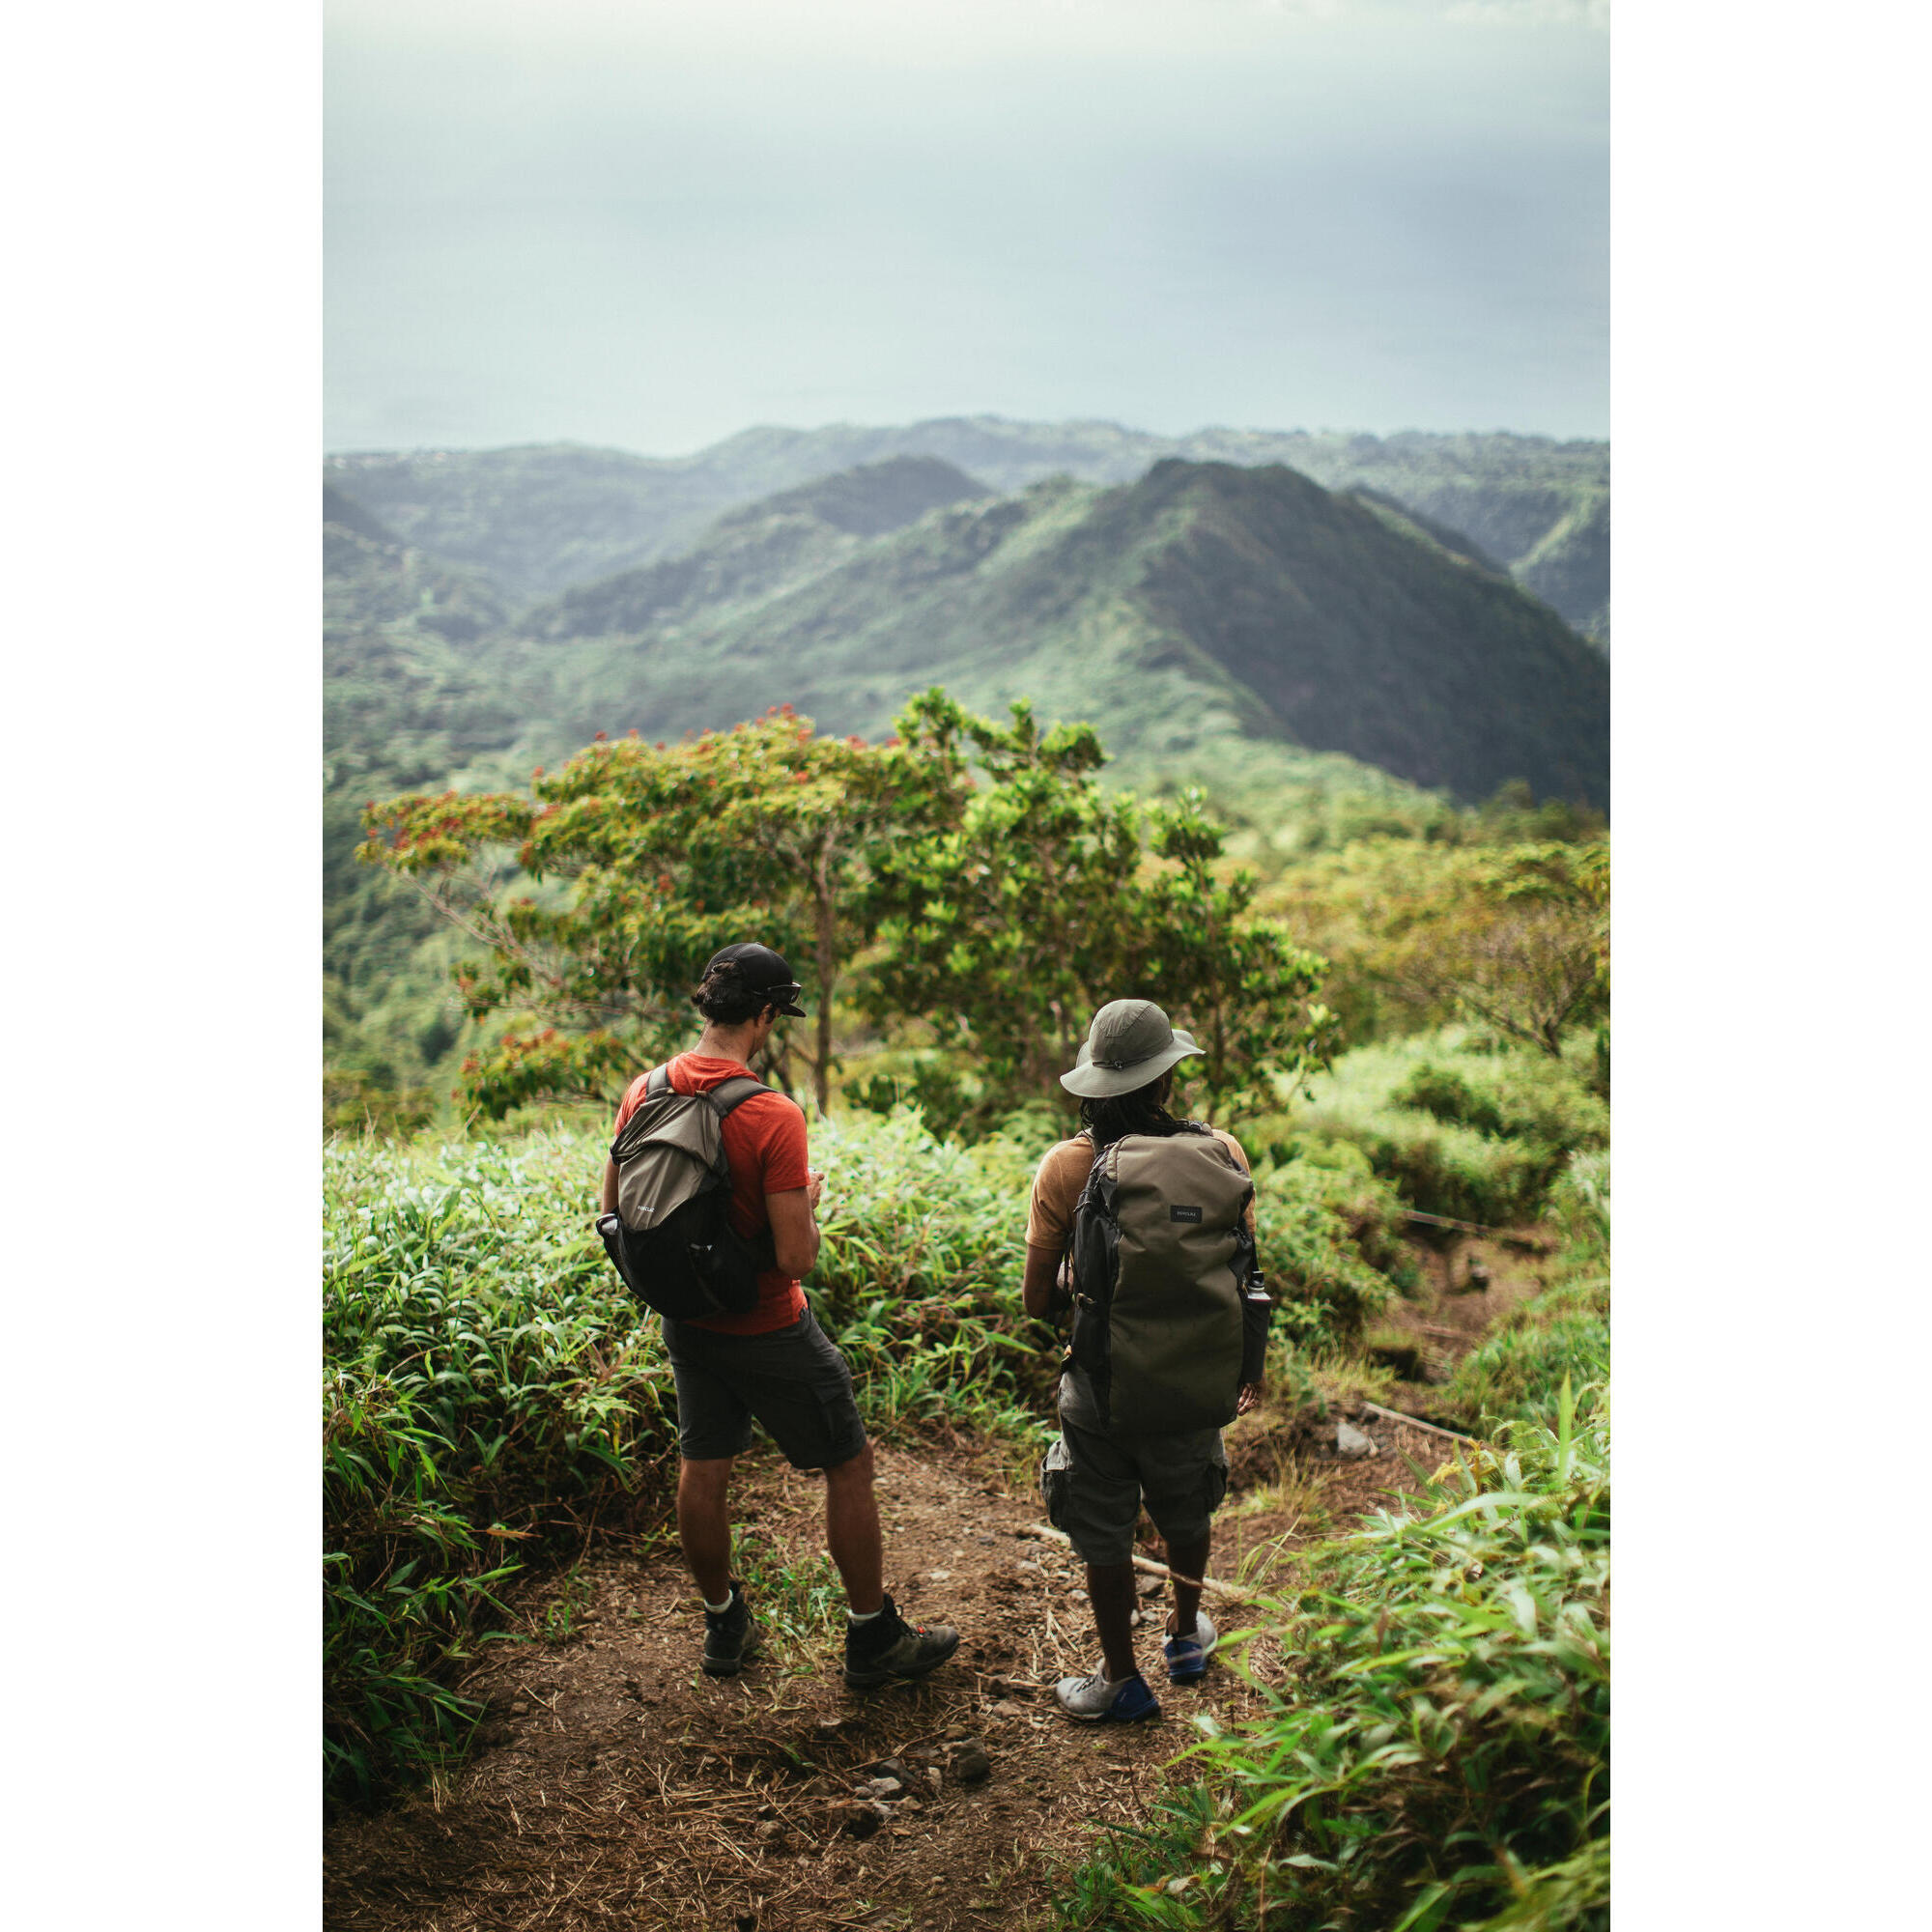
1066,1127,1272,1432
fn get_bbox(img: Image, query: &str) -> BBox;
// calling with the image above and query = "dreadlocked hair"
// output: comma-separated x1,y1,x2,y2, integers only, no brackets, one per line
690,968,774,1027
1078,1070,1196,1151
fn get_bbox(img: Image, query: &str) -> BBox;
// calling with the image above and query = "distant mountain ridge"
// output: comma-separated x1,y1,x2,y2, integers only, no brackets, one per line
526,456,990,643
327,415,1610,640
348,455,1606,811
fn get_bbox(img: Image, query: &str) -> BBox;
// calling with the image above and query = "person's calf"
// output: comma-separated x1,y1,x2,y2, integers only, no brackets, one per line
822,1443,884,1616
676,1456,736,1606
1163,1533,1211,1641
1086,1559,1140,1683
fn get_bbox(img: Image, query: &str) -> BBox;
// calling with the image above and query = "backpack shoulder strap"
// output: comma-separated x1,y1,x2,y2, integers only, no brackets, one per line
1075,1136,1119,1212
706,1074,770,1121
611,1065,676,1162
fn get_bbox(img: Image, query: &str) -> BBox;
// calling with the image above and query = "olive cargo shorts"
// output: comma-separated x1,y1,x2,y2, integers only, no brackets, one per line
1039,1417,1230,1567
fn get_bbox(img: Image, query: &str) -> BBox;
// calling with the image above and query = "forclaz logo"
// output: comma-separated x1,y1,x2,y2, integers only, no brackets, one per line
1169,1206,1204,1223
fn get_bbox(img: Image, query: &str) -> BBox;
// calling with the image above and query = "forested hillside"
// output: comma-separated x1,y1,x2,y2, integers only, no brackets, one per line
327,417,1610,639
520,461,1605,805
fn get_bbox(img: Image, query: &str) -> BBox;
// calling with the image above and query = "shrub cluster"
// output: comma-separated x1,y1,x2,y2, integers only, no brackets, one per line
1448,1152,1610,1433
1289,1031,1606,1226
324,1131,672,1804
1250,1138,1409,1345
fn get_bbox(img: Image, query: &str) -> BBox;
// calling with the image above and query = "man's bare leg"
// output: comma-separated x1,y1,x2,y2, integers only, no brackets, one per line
1164,1532,1211,1643
677,1456,735,1603
822,1443,884,1614
1087,1561,1140,1681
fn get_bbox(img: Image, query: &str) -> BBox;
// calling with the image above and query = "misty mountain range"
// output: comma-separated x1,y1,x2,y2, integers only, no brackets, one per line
326,437,1607,814
327,415,1609,644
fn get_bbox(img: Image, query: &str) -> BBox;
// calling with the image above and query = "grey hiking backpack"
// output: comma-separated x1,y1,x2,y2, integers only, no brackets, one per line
1066,1127,1273,1431
595,1065,776,1321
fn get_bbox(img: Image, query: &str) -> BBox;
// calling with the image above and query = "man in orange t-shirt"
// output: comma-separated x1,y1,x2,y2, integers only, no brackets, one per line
602,943,959,1688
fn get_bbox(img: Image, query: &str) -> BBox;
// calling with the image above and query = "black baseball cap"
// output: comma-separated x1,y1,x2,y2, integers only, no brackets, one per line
703,943,807,1017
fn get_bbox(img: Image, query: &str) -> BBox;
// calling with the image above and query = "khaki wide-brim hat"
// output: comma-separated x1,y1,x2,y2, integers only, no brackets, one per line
1060,998,1204,1099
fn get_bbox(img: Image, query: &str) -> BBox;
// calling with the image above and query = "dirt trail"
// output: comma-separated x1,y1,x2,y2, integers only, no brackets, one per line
325,1236,1544,1932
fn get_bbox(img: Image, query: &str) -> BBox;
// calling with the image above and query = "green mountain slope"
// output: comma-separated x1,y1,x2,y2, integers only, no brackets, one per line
524,456,989,642
327,417,1609,639
517,459,1606,810
325,483,554,1111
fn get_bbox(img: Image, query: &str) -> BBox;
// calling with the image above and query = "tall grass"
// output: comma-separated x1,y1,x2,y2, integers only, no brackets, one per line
1448,1152,1609,1434
1287,1031,1606,1226
1059,1383,1610,1932
324,1130,672,1803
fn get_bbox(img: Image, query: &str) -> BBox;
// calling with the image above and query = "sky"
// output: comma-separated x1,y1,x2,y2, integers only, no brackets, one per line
325,0,1608,455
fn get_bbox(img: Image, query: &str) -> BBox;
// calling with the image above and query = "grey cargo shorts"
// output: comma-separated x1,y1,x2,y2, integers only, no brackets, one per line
661,1303,867,1470
1039,1416,1230,1567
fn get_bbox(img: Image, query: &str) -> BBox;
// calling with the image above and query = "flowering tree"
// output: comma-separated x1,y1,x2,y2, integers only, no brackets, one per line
360,691,1334,1126
358,703,970,1116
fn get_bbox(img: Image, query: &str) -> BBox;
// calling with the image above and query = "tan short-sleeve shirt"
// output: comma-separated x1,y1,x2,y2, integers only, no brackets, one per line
1025,1128,1257,1258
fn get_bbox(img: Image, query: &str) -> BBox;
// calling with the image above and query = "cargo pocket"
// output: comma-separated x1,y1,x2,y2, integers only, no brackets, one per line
1198,1449,1230,1521
812,1376,867,1468
1040,1435,1074,1530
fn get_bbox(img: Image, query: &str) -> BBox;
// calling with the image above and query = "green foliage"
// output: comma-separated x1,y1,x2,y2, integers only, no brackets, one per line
363,694,1332,1130
360,700,972,1117
323,1130,672,1804
1250,1140,1411,1346
1291,1032,1605,1226
866,700,1333,1125
1449,1154,1610,1434
808,1108,1054,1435
1059,1384,1609,1932
1262,838,1608,1055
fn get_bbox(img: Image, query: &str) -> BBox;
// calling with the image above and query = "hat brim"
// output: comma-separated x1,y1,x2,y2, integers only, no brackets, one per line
770,989,807,1018
1059,1029,1203,1099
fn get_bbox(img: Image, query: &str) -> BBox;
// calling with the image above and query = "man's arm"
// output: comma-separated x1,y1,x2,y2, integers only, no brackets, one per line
766,1171,824,1280
1021,1244,1065,1321
600,1159,619,1214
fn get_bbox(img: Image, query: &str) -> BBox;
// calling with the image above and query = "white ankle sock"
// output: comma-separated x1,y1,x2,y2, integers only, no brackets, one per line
846,1604,884,1625
702,1589,734,1614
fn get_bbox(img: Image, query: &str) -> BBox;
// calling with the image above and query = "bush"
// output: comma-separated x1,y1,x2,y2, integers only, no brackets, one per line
1251,1138,1410,1346
323,1130,673,1804
808,1108,1055,1435
1059,1384,1610,1932
1449,1151,1610,1433
1393,1056,1606,1159
1291,1031,1605,1225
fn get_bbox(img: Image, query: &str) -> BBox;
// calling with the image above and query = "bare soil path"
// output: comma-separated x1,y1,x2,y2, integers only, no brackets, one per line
325,1234,1545,1932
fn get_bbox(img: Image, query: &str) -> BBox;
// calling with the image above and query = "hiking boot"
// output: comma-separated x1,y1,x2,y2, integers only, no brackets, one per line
841,1593,961,1688
701,1583,758,1677
1162,1608,1218,1685
1054,1666,1161,1723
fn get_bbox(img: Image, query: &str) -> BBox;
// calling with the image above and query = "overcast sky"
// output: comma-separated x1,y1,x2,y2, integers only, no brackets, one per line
325,0,1607,456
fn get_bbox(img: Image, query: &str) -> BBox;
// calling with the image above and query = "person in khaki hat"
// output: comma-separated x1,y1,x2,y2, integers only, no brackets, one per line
1020,999,1264,1723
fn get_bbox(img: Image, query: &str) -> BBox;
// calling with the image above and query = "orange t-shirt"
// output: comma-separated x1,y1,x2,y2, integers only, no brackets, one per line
612,1052,810,1335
